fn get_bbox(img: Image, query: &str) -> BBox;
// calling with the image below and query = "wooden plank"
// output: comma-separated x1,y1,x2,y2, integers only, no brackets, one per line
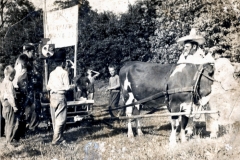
91,110,219,121
40,100,94,107
67,111,91,115
67,100,94,106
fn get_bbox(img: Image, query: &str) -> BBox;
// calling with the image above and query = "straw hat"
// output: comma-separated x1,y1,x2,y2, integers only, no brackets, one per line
177,28,205,45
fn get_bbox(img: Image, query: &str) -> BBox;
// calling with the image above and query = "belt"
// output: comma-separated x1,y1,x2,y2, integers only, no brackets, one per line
111,89,120,93
51,92,65,95
50,93,65,98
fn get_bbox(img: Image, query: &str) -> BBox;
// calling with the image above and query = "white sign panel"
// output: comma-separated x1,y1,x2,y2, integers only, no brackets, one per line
45,5,78,48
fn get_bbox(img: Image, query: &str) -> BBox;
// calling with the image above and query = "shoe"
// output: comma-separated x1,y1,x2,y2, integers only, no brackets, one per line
51,139,67,146
60,140,68,146
7,143,16,149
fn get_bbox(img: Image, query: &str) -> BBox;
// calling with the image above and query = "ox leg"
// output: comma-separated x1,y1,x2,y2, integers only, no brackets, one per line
180,115,189,143
185,117,194,137
135,105,143,136
125,92,136,138
126,106,134,138
169,117,179,145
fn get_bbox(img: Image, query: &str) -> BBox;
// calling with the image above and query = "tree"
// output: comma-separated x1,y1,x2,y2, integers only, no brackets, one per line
149,0,240,63
40,0,240,79
0,0,43,65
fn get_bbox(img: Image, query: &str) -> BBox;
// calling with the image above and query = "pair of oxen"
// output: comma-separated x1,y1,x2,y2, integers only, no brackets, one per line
118,61,217,145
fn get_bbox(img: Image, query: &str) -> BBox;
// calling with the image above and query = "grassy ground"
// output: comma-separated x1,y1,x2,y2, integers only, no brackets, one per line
0,80,240,160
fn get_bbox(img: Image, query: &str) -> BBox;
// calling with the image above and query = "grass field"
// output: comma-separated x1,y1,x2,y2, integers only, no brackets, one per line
0,80,240,160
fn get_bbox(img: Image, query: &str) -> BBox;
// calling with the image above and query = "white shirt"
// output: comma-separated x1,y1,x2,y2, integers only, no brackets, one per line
47,66,71,94
0,78,16,107
177,48,215,64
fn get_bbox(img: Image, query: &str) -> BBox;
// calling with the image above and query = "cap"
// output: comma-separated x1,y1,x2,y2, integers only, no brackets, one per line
23,43,35,51
54,48,66,62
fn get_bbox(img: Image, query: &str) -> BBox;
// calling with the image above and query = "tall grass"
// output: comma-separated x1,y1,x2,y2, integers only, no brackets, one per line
0,81,239,159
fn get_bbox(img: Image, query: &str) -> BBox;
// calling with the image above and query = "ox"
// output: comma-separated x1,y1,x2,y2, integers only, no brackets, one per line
119,61,214,144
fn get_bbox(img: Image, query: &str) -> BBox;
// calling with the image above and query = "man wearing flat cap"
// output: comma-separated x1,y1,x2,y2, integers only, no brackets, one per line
47,49,75,145
177,28,214,64
13,43,40,140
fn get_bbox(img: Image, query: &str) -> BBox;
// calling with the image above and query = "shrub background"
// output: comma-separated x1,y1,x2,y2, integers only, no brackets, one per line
1,0,240,79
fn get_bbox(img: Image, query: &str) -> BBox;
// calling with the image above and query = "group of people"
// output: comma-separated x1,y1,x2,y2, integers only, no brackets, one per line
0,27,218,146
0,44,120,146
0,43,42,146
46,49,120,145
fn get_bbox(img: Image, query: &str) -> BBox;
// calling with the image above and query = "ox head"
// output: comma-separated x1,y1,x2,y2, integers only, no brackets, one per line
198,63,214,98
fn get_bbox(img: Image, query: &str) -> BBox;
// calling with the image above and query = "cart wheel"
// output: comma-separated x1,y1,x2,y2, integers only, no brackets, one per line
108,106,123,117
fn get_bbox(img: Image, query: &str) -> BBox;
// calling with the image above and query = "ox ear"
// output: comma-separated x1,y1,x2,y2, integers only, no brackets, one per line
203,63,214,76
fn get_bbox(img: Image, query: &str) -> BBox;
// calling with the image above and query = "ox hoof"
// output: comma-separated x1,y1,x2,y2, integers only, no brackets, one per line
127,133,134,138
137,131,144,137
169,137,177,146
185,133,192,140
169,141,177,147
181,136,187,143
210,132,218,139
186,128,194,136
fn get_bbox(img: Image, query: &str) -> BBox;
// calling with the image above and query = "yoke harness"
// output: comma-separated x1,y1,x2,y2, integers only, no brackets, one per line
94,64,215,116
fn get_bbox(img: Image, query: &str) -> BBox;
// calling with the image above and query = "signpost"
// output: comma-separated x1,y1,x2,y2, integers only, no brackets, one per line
45,5,78,49
43,3,79,85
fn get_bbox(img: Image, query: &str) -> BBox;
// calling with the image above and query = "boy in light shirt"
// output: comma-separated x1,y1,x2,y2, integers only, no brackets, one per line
0,65,19,144
107,66,120,117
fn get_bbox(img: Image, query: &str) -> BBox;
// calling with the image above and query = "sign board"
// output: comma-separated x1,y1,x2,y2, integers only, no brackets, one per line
45,5,78,48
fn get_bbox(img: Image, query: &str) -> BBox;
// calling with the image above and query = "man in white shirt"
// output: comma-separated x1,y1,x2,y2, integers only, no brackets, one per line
47,49,75,145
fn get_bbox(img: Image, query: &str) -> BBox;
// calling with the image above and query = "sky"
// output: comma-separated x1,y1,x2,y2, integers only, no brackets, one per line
29,0,137,14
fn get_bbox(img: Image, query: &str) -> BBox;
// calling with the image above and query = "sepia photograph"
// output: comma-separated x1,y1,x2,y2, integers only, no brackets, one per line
0,0,240,159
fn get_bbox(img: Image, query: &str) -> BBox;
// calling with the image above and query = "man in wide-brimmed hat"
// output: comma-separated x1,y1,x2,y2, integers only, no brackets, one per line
177,28,214,64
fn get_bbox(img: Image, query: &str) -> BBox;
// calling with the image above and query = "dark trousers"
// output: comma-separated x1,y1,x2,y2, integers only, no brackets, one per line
15,94,39,140
25,102,40,131
109,91,120,117
1,103,5,137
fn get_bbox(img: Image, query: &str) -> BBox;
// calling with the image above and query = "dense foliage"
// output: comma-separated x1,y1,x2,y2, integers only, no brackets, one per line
1,0,240,79
0,0,43,65
150,0,240,63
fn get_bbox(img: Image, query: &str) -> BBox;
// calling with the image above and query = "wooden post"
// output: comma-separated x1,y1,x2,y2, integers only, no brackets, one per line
43,0,48,91
0,102,1,137
73,12,79,100
44,59,48,91
0,38,2,136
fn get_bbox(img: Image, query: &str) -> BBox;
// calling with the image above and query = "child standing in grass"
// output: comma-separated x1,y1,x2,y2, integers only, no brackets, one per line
87,69,100,100
0,65,19,144
107,65,120,117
